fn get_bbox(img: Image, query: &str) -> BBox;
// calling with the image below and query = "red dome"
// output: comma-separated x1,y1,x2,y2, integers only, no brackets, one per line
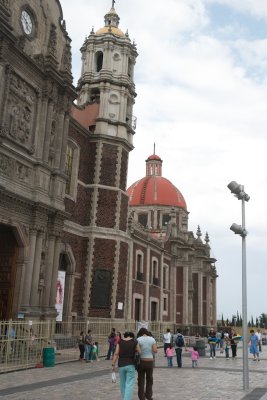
127,176,187,209
146,154,162,161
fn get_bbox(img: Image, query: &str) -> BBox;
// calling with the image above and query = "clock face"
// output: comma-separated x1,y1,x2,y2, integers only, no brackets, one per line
21,10,33,35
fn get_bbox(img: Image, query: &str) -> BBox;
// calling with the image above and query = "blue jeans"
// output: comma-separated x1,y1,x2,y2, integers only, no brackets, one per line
85,344,92,361
209,343,216,357
119,364,135,400
167,356,173,367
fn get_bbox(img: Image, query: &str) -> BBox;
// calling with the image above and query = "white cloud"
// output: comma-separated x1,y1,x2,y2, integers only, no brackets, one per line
205,0,267,19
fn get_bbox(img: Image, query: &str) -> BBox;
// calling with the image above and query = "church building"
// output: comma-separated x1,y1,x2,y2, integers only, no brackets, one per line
0,0,217,328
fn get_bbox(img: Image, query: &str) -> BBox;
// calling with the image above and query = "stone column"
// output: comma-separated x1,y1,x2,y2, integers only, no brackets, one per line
111,241,119,319
198,271,203,326
60,115,70,171
145,246,150,321
212,278,217,326
30,232,44,306
54,111,65,169
126,239,133,320
43,101,54,162
159,251,164,321
43,235,56,306
206,277,211,326
22,229,37,305
49,237,61,307
182,265,189,325
37,96,49,159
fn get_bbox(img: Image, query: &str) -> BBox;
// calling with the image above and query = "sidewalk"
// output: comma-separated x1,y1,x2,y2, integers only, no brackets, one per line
0,345,267,399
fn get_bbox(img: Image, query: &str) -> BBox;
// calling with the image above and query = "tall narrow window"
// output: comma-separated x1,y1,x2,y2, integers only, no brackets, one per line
96,51,103,72
65,145,74,195
152,259,158,286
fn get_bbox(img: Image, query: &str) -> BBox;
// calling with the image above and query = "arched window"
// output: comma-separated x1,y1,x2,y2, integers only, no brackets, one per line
65,140,80,200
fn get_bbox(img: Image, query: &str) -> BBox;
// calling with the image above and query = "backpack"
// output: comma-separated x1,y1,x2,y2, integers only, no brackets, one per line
176,334,184,347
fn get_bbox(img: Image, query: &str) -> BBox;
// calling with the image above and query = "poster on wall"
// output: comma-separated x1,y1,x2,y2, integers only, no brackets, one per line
55,270,66,322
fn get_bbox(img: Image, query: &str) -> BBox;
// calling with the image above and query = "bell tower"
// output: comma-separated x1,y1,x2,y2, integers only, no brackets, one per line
76,1,138,143
69,3,138,319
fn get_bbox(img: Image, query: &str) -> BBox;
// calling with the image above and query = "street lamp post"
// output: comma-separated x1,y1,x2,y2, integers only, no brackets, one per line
227,181,250,391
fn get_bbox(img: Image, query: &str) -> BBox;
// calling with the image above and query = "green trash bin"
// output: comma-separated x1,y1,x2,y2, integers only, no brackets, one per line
43,347,55,367
195,339,206,357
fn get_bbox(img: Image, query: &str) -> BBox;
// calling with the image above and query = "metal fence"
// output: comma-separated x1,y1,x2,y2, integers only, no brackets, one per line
0,319,211,373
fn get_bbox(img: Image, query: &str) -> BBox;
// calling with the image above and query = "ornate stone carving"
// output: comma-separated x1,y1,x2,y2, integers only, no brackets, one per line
33,54,45,68
61,41,72,78
47,24,57,59
5,71,37,149
0,153,13,176
16,161,31,182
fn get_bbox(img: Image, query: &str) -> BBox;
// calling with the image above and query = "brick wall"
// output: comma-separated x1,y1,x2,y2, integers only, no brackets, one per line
99,143,118,186
68,123,97,184
119,193,128,232
115,241,128,318
119,149,128,190
96,189,117,228
65,186,93,225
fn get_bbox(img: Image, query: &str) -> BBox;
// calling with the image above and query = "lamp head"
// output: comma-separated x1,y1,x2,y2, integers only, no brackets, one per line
227,181,250,202
230,223,247,237
227,181,241,195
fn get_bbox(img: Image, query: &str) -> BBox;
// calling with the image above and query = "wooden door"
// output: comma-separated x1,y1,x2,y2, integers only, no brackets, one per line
0,226,18,320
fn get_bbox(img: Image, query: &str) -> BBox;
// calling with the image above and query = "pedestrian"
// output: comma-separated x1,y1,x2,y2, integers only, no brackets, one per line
208,328,217,359
166,343,175,367
137,327,158,400
77,331,85,361
219,329,225,353
92,342,99,361
255,329,262,352
173,329,185,368
229,329,238,359
106,328,116,360
249,330,260,361
84,329,93,363
163,328,172,356
115,331,122,346
224,336,230,360
186,346,199,368
112,331,140,400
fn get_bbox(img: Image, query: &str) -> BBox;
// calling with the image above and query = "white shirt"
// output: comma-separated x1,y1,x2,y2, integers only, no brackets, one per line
163,332,172,344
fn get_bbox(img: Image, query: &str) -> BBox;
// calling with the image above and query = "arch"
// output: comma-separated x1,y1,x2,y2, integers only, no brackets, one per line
57,243,76,321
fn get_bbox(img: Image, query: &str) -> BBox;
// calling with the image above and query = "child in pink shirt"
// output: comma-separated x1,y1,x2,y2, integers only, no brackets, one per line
186,346,199,368
166,344,175,367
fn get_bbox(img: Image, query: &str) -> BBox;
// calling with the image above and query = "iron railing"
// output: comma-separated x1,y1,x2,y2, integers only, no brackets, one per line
0,319,212,373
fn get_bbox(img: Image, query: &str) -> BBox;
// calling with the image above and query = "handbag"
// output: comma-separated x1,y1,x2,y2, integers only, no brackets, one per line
111,371,117,383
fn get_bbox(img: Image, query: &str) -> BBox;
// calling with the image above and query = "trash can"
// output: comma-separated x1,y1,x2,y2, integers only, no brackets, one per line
43,347,55,367
195,339,206,357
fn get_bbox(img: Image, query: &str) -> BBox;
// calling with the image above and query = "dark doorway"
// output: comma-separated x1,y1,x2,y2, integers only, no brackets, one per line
0,225,18,320
134,298,141,321
151,301,157,321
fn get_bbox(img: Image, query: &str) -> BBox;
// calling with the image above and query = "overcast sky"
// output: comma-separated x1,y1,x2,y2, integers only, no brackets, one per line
60,0,267,322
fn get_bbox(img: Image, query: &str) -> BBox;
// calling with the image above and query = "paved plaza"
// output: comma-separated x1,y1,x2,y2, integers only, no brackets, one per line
1,346,267,400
